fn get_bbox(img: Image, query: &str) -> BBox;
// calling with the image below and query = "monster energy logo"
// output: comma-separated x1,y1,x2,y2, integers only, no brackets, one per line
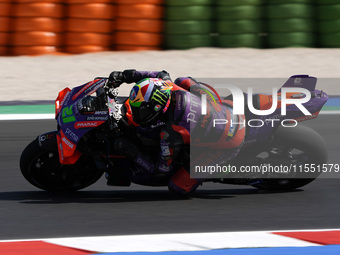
151,90,167,105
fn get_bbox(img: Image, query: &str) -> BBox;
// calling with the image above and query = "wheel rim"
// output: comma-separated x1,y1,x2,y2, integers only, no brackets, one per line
27,151,102,191
255,146,311,179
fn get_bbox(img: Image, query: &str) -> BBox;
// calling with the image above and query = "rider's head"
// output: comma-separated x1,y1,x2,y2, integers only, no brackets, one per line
129,78,173,127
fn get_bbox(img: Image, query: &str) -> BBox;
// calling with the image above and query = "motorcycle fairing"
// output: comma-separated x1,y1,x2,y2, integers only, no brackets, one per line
244,75,328,145
277,75,327,121
55,87,71,118
55,78,108,164
56,130,81,164
254,91,326,119
278,75,317,93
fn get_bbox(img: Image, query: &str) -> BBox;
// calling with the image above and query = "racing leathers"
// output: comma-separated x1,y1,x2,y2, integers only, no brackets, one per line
110,70,246,195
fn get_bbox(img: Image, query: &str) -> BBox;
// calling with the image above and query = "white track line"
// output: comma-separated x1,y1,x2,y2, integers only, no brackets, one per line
0,114,54,120
319,110,340,115
0,110,339,121
0,229,331,253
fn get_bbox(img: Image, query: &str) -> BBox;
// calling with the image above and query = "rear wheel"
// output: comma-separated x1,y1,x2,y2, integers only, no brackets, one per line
251,125,328,191
20,138,103,191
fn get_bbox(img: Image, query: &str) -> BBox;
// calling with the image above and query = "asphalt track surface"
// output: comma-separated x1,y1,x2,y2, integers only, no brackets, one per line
0,116,339,241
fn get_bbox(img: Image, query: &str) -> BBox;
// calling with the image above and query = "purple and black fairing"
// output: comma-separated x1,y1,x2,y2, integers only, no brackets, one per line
55,78,109,164
243,75,328,146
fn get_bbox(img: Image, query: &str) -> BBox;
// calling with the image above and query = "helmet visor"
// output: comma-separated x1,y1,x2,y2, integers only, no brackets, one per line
131,104,158,126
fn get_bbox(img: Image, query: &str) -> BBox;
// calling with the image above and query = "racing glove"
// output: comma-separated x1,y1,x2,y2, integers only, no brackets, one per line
107,69,137,88
107,71,124,88
156,70,172,81
123,69,171,82
108,69,172,87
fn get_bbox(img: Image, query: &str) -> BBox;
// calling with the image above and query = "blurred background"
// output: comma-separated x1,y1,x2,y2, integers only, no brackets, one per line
0,0,339,56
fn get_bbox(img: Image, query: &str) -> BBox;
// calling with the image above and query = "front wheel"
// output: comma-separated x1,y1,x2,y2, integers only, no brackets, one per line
20,137,104,191
251,125,328,191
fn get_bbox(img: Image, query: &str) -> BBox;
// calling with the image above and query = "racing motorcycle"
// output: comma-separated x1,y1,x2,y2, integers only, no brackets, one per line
20,75,328,192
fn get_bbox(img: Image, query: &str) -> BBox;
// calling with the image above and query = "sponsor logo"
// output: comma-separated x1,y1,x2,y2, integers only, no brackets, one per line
151,90,167,105
77,100,83,111
62,136,74,149
84,80,106,95
65,128,79,142
294,78,302,86
152,78,163,86
295,112,319,122
154,104,161,112
187,94,201,123
72,80,97,100
72,79,105,101
161,145,170,156
150,121,165,129
86,116,108,121
243,138,257,145
60,91,70,107
74,121,105,129
38,133,54,146
135,157,153,172
62,105,76,123
57,114,63,126
95,111,108,115
39,133,53,142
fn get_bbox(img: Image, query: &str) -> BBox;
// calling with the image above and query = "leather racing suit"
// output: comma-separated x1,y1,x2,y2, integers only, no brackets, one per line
113,70,246,195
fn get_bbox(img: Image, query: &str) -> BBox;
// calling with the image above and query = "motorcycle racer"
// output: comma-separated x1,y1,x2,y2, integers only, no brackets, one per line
20,73,329,193
108,69,246,195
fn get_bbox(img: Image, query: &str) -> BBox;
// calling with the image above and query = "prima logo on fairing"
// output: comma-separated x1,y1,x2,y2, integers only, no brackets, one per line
187,93,200,123
65,128,79,141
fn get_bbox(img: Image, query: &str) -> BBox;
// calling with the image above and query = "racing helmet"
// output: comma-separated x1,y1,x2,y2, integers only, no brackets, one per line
129,78,173,127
